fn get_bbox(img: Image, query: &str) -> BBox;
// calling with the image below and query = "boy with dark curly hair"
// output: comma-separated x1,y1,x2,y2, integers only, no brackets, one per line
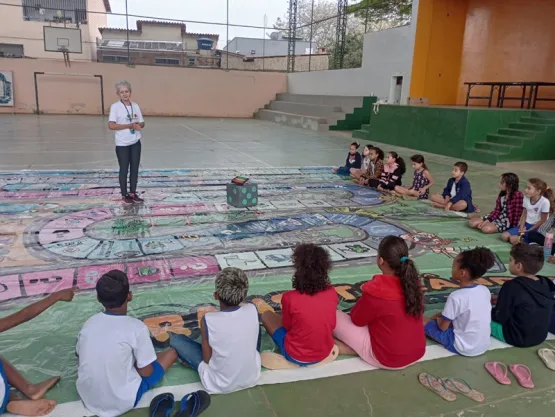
261,244,338,365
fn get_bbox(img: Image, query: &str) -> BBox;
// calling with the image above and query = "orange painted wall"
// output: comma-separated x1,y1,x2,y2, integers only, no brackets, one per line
457,0,555,108
409,0,469,105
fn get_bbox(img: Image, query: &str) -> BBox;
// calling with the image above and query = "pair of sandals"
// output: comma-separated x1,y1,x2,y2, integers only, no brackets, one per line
418,373,485,402
485,362,534,388
150,391,211,417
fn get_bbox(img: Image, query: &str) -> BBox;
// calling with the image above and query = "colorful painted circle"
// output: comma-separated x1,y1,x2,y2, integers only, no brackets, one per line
252,198,257,204
233,188,237,194
247,193,252,199
241,188,247,194
252,186,257,192
228,196,232,203
242,199,248,205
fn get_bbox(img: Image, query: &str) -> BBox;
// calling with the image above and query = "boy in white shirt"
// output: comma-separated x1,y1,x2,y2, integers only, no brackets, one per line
424,248,496,356
170,268,261,394
76,271,177,417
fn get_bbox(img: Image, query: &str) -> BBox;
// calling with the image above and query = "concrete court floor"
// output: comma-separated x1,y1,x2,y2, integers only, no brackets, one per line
2,114,555,417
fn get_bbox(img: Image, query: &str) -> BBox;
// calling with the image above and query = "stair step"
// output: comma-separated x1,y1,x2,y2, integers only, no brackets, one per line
267,101,343,117
486,133,533,147
352,129,371,140
461,149,504,165
474,141,513,153
531,111,555,120
497,128,537,137
254,109,326,131
275,93,364,109
520,117,555,125
508,122,548,132
360,124,370,130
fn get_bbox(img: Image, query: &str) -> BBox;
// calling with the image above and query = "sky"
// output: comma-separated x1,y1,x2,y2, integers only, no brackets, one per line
105,0,290,48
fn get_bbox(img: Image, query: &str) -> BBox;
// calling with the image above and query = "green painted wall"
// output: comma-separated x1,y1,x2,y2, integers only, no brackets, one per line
366,105,530,158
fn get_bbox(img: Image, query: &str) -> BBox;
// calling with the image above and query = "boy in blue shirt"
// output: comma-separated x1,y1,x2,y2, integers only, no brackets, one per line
431,162,475,213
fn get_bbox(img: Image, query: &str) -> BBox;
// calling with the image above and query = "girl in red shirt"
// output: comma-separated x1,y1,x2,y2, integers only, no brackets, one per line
333,236,426,369
261,244,339,365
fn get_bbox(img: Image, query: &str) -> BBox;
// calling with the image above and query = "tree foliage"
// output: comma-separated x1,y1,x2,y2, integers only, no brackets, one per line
274,0,412,70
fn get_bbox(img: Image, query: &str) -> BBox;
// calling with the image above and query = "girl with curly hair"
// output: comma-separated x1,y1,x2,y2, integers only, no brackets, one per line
261,244,338,365
333,236,425,369
424,247,495,356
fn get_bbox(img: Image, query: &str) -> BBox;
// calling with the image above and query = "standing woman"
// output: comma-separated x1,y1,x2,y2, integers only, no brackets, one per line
108,81,145,204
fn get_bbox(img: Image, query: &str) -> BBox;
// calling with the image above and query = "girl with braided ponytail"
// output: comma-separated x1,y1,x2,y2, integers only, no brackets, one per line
333,236,425,369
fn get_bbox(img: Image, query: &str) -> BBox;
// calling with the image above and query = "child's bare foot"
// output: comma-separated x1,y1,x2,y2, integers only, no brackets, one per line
7,399,57,416
27,377,60,400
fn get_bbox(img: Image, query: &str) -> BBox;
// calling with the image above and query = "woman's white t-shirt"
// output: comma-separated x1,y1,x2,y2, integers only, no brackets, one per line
109,101,144,146
524,195,550,225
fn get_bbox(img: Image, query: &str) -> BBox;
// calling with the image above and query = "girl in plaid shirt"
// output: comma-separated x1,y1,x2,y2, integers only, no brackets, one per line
468,173,523,234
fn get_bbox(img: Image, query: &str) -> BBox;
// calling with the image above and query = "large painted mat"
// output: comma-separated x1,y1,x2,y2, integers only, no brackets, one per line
1,167,554,415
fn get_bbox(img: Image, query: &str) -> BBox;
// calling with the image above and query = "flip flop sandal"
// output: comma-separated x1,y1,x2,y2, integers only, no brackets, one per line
538,348,555,371
509,364,535,389
418,373,457,402
485,361,511,385
176,390,211,417
442,377,485,402
149,393,175,417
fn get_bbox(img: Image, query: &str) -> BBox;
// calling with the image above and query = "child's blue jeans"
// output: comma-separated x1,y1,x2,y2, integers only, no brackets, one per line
169,335,204,371
336,166,351,176
170,331,262,371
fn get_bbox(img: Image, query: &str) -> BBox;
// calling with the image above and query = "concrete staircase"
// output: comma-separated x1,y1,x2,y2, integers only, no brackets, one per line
254,94,370,132
461,111,555,165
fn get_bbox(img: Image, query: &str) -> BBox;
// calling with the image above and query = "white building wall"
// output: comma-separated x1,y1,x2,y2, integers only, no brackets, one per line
286,0,419,103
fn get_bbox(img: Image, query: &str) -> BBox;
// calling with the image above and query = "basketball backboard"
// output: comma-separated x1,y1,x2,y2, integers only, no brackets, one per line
43,26,82,54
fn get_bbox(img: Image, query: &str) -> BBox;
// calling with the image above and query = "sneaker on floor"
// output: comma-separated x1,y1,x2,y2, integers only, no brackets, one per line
122,195,134,205
129,192,144,203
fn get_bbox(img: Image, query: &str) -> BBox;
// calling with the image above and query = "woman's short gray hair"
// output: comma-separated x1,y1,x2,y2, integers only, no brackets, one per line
115,81,132,93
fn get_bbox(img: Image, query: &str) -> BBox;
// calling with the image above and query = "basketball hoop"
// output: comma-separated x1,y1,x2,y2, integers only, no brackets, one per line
58,46,71,67
43,26,82,68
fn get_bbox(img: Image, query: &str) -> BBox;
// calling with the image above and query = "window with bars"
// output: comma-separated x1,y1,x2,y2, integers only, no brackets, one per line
102,55,128,63
154,57,180,66
22,0,87,23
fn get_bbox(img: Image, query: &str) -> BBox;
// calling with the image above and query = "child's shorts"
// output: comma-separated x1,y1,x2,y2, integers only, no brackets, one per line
134,361,165,406
490,321,506,343
271,327,318,367
506,223,534,242
0,360,10,414
424,320,459,354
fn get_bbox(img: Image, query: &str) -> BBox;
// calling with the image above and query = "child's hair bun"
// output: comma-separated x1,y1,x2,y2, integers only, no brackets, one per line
351,141,360,149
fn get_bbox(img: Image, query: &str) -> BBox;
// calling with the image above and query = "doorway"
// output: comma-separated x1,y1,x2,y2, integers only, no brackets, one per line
388,75,404,104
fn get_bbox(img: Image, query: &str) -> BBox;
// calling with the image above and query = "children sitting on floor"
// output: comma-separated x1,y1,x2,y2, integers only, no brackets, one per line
431,162,475,213
491,244,555,347
261,244,339,366
0,288,74,417
333,236,426,369
359,146,384,187
501,178,552,245
424,247,495,356
76,270,178,417
170,267,261,393
468,173,523,234
377,151,406,191
350,144,372,180
333,142,362,176
394,154,434,200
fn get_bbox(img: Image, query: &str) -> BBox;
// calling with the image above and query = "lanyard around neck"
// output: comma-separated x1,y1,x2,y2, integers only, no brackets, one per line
121,100,134,121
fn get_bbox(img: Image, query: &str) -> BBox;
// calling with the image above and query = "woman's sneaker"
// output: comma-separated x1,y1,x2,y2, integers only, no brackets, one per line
129,192,144,203
122,194,134,205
